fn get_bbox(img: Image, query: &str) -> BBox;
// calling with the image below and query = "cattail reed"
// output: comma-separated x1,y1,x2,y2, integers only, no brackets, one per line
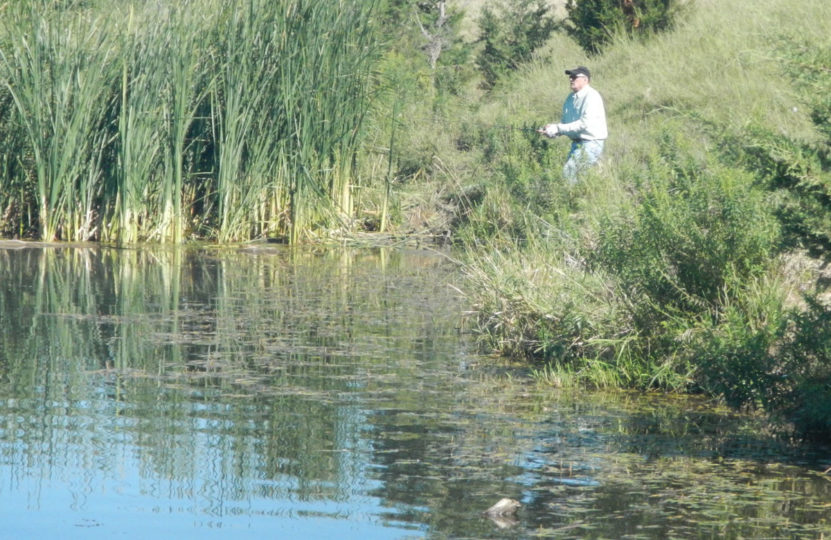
0,0,379,243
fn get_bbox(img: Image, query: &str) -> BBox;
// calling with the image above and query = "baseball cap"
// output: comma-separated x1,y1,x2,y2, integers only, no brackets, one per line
565,66,590,79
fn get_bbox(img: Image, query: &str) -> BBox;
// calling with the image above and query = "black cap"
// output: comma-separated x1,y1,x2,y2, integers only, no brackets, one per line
565,66,590,79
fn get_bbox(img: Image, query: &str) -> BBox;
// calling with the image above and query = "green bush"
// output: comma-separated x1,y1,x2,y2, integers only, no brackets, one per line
451,125,568,242
595,137,780,333
688,282,788,409
731,127,831,260
690,293,831,442
774,297,831,441
377,0,474,97
475,0,557,90
724,40,831,261
565,0,682,54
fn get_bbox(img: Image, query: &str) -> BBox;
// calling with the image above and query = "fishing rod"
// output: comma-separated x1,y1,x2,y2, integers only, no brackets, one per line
488,125,542,133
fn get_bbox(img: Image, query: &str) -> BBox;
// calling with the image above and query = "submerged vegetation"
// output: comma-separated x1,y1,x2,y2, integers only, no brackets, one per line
0,0,829,440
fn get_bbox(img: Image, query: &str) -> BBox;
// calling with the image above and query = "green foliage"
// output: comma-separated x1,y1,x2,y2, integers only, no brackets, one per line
0,87,33,237
689,290,831,442
687,279,788,408
565,0,682,54
0,2,115,241
729,127,831,260
784,41,831,142
376,0,473,96
475,0,558,90
724,40,831,261
595,135,780,333
774,297,831,441
452,126,566,242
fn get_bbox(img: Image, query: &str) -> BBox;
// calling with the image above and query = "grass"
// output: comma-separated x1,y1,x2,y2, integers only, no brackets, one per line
0,0,380,243
0,3,115,241
446,0,831,438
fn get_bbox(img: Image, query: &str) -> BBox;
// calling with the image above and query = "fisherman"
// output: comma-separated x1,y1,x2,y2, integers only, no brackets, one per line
538,66,607,183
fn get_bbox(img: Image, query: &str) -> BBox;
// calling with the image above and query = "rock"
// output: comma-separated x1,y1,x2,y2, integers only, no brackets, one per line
482,497,521,517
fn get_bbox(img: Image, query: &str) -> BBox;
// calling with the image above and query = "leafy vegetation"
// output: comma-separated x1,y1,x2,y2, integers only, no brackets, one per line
475,0,558,89
565,0,684,54
448,0,830,441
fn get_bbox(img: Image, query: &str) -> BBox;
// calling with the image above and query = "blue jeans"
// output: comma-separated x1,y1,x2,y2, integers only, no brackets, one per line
563,139,604,183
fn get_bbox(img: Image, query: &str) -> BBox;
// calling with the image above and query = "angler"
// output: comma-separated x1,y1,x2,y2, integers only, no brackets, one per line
538,66,608,183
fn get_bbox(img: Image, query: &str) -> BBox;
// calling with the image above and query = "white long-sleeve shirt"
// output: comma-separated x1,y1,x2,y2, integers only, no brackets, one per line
550,85,607,141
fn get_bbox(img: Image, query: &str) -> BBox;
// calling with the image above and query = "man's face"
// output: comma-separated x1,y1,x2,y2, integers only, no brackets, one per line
569,74,588,92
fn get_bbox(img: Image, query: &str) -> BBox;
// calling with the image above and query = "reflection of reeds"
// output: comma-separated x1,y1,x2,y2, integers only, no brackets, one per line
0,0,378,243
0,245,465,500
0,245,461,395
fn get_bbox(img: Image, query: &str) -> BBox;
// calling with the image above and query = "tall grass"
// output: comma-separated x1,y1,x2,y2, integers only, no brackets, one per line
110,6,166,244
270,0,378,242
0,2,114,241
212,0,275,242
451,0,831,437
157,3,210,244
0,0,379,243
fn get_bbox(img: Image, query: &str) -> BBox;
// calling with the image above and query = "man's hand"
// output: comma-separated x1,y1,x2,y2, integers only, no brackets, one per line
538,124,559,138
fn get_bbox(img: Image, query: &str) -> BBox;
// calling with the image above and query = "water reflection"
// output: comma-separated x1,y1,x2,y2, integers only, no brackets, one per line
0,245,829,539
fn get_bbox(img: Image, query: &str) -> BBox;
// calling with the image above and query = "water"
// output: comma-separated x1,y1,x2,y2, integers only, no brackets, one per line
0,244,829,539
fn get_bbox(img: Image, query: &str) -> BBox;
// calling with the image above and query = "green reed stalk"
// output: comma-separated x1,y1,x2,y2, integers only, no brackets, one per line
381,99,401,233
155,2,211,243
0,0,379,243
212,0,280,242
0,84,28,236
109,6,166,245
265,0,378,242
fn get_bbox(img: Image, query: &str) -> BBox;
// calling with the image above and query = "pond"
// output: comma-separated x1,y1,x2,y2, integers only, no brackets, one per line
0,244,829,539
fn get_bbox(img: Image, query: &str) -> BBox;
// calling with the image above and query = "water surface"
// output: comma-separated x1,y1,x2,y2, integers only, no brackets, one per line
0,245,829,539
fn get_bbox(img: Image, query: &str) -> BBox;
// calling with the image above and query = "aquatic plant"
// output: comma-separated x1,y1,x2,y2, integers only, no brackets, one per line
0,2,114,241
0,0,379,243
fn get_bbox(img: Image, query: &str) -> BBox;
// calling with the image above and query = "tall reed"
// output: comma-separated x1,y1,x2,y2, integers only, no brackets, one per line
155,2,211,244
108,6,167,244
0,1,114,241
205,0,379,243
0,0,380,243
0,83,28,236
211,0,282,242
267,0,379,242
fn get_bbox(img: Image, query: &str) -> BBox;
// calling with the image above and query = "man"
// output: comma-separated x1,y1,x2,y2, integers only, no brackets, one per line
538,66,607,183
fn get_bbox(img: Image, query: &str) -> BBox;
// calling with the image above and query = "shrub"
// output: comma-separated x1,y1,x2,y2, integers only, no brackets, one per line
773,297,831,441
475,0,558,90
731,127,831,260
725,39,831,261
565,0,683,55
688,278,789,409
595,137,780,334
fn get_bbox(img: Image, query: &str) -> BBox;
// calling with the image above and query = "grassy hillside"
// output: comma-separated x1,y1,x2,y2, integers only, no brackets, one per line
422,0,831,440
